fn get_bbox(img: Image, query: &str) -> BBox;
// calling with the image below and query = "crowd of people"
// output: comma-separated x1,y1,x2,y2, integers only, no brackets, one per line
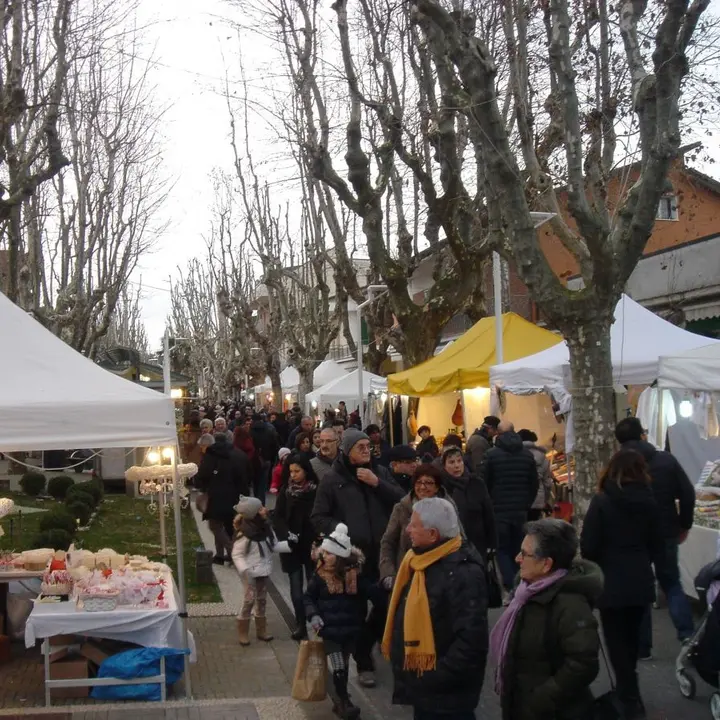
186,401,695,720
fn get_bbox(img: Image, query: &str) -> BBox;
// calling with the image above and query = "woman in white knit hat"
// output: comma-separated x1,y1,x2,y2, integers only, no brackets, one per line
304,523,366,720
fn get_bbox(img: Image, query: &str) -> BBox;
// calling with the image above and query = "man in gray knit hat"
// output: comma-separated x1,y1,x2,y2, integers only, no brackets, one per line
312,427,404,688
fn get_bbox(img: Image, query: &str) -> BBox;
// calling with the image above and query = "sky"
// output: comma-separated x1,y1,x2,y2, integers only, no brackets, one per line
132,0,720,351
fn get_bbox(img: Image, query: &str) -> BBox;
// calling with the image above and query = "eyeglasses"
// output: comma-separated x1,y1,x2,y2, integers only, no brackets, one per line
518,549,541,560
354,443,371,451
414,480,437,488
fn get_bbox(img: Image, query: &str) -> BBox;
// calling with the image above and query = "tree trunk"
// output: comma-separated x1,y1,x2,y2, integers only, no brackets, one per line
561,315,615,521
297,366,314,408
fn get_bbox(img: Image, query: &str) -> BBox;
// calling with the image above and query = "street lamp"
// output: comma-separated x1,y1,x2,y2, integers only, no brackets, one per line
492,212,556,364
356,285,388,422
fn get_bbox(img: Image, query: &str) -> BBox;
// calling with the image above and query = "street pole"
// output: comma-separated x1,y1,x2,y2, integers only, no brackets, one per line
159,329,171,561
356,286,388,424
493,252,504,366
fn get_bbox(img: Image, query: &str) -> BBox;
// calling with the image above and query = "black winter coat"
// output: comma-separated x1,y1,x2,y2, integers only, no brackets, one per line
482,432,539,520
303,569,368,644
250,421,278,465
443,470,497,560
621,440,695,537
501,560,603,720
195,443,251,521
580,480,663,608
390,470,412,494
311,457,405,576
390,543,488,714
416,436,439,461
273,484,318,574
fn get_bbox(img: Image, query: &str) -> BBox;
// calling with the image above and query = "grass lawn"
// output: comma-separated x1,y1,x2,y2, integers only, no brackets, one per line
0,491,221,604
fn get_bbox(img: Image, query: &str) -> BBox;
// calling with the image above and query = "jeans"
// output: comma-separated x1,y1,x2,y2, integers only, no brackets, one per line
497,519,525,590
600,605,645,702
639,537,695,654
288,562,314,627
207,517,233,560
413,710,475,720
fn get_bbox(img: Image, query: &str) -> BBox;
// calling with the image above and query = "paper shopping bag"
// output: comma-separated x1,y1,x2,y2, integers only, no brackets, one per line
291,639,326,702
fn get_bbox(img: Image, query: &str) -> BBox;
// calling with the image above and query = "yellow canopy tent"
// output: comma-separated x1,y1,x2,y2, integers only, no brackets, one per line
387,312,562,396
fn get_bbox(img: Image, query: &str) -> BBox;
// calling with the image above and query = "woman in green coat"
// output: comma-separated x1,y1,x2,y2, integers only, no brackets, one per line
490,518,604,720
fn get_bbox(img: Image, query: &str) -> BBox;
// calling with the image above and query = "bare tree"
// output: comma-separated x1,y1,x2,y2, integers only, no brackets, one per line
100,283,149,356
410,0,710,514
20,6,168,357
0,0,72,302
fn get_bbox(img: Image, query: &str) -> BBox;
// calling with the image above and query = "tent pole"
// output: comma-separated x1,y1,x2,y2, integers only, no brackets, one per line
493,252,504,365
388,396,394,447
171,447,192,699
460,391,469,440
656,387,664,450
158,487,167,563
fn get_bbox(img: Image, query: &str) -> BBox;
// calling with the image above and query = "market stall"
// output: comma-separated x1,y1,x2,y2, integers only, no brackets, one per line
306,369,386,415
253,360,348,407
0,290,190,701
658,343,720,597
387,312,562,445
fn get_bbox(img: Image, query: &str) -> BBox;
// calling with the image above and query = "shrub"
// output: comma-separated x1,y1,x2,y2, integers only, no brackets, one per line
47,475,74,500
75,480,102,505
20,471,46,497
66,500,92,527
39,508,77,536
33,529,73,551
66,486,96,509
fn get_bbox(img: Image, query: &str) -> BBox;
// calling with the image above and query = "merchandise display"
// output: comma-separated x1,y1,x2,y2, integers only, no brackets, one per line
693,459,720,530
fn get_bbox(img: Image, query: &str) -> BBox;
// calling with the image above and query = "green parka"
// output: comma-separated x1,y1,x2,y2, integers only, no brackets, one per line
501,559,603,720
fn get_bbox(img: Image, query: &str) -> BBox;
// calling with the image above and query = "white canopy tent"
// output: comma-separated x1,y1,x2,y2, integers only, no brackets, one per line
658,343,720,392
306,369,387,410
253,359,348,396
491,295,719,393
0,292,176,452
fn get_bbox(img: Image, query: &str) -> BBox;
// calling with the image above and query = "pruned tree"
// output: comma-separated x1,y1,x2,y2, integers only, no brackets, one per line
409,0,711,514
1,1,167,358
0,0,72,302
228,78,348,405
267,0,496,367
100,283,149,356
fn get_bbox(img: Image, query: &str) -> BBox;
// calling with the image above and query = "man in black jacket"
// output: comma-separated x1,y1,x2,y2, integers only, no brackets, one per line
386,497,488,720
195,433,251,564
387,444,419,493
312,428,405,688
481,420,538,591
615,417,696,656
250,414,279,505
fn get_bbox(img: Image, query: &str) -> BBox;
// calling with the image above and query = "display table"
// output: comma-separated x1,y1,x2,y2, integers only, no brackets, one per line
679,524,720,599
25,577,195,706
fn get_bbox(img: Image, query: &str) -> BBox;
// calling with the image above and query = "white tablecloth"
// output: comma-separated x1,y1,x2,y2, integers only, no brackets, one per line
679,523,720,599
25,580,196,662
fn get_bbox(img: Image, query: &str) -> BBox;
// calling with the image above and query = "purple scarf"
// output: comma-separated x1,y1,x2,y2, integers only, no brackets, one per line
489,569,568,695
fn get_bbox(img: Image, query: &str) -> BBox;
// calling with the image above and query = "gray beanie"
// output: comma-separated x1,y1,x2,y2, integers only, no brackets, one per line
234,495,262,519
341,428,370,456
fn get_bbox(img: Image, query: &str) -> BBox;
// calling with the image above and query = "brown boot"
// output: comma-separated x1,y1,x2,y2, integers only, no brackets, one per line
237,617,251,646
255,616,274,642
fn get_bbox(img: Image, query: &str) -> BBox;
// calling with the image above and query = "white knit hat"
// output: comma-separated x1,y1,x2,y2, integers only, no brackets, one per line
321,523,352,558
278,447,292,461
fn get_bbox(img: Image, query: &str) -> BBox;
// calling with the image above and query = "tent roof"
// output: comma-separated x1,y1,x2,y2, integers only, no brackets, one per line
387,313,562,396
0,292,176,452
658,343,720,391
490,295,720,393
306,369,387,407
255,360,348,394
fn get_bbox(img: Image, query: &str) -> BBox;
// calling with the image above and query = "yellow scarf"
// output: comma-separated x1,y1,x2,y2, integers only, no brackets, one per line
381,535,462,675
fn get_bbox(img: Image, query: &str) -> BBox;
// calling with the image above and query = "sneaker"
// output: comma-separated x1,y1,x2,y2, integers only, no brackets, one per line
638,651,653,661
357,671,376,688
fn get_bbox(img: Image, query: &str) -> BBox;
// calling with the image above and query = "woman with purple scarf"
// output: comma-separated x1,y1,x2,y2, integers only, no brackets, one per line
489,519,603,720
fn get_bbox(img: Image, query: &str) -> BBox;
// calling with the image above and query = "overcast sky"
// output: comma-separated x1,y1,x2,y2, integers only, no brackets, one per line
133,0,720,351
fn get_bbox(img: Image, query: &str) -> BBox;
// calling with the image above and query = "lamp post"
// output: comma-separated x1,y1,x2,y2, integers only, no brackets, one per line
492,212,556,365
356,285,388,423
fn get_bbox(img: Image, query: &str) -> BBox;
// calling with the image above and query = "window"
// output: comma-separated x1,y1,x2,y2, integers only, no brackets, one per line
657,195,679,221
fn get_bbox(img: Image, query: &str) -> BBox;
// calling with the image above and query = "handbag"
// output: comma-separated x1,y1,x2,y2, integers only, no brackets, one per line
195,492,209,514
486,552,503,609
291,639,327,702
591,643,624,720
